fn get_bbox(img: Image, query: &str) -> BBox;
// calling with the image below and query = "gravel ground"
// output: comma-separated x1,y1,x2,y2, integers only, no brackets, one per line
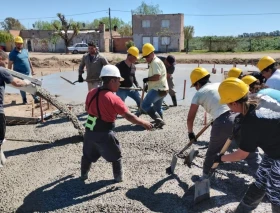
0,105,271,213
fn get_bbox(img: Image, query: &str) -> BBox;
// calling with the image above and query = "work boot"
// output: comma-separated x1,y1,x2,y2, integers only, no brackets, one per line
112,159,123,182
80,157,91,181
22,98,27,105
272,204,280,213
147,109,165,128
234,183,266,213
171,95,177,106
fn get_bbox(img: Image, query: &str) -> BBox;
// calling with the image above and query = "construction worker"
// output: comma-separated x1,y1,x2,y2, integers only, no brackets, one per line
78,41,109,91
241,75,260,93
8,36,39,104
116,46,141,108
81,65,153,182
158,55,177,106
257,56,280,90
187,67,261,178
0,50,31,166
227,67,243,79
141,43,168,127
216,78,280,213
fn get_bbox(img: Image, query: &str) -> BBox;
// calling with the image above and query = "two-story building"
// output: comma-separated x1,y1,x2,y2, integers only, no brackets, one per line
132,13,184,53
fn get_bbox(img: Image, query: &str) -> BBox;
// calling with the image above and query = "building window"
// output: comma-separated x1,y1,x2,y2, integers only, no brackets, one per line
161,20,170,28
142,20,150,28
142,37,151,44
161,37,170,45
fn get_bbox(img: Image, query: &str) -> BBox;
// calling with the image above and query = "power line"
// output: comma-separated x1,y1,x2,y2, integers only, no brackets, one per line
0,10,108,21
183,12,280,16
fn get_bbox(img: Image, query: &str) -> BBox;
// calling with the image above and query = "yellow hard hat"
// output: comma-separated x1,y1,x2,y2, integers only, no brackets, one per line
142,43,155,57
219,77,249,104
190,67,210,87
257,56,276,72
14,36,23,44
127,46,139,59
241,75,257,86
228,67,242,78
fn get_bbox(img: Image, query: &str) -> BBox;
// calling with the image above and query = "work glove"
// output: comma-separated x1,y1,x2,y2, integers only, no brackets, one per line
213,153,224,164
23,79,31,86
143,78,149,83
188,132,197,142
78,75,84,83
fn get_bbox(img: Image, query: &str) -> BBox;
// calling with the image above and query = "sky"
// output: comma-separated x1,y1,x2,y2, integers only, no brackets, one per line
1,0,280,37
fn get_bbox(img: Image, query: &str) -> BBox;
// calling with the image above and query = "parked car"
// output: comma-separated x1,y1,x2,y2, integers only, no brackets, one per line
68,43,88,54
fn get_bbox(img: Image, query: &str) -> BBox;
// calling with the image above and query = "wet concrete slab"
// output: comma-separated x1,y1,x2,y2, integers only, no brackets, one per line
6,64,259,106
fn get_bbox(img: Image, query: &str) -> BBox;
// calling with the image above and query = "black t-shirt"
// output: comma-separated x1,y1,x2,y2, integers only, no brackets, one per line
0,67,13,114
238,102,280,159
158,56,175,74
115,61,138,87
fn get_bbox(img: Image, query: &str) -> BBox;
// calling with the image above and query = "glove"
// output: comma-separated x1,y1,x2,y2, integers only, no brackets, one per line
214,153,224,163
23,79,31,86
143,78,149,83
78,75,84,83
188,132,197,142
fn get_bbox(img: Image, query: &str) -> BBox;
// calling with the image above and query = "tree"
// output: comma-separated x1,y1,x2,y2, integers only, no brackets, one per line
32,20,61,30
49,34,60,52
1,17,25,31
52,13,79,53
133,1,162,15
184,26,195,53
118,23,132,36
0,31,14,43
92,17,125,29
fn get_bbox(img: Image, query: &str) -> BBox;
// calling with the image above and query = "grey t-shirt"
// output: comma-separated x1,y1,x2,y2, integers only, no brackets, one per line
158,56,175,74
0,67,13,114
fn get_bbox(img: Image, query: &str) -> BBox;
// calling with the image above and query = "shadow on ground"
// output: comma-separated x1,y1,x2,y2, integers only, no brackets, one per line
5,135,82,158
16,175,116,212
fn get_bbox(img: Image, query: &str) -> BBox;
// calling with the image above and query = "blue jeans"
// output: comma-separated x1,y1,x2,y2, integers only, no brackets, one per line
141,89,165,116
116,89,141,107
20,90,39,103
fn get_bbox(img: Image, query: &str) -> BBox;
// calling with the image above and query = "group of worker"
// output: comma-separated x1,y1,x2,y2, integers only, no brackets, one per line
1,35,280,212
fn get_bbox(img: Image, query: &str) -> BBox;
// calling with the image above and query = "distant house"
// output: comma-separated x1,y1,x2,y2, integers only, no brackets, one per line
18,23,121,53
132,14,184,52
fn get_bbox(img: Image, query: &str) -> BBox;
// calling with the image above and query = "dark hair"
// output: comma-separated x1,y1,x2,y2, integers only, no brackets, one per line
87,41,96,47
102,76,117,84
0,50,8,60
194,74,210,87
263,62,277,74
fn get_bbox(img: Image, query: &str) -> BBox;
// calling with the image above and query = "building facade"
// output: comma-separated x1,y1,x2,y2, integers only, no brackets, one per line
132,14,184,53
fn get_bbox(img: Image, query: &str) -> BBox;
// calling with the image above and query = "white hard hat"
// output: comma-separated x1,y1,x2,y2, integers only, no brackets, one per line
100,65,124,81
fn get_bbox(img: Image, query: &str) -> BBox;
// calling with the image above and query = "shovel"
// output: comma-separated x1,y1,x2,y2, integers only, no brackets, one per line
0,148,6,167
166,120,213,175
60,76,99,85
194,137,232,204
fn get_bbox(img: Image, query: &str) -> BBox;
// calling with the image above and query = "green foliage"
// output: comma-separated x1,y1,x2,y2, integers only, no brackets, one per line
1,17,25,31
92,17,125,29
0,31,14,43
118,23,132,36
33,21,57,30
133,1,162,15
125,40,135,49
188,36,280,52
184,26,195,40
49,34,60,44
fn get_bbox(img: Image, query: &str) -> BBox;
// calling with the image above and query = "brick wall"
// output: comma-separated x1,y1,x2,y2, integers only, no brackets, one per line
113,37,133,53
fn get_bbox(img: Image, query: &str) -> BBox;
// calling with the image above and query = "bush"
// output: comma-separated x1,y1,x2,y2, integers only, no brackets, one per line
125,40,135,49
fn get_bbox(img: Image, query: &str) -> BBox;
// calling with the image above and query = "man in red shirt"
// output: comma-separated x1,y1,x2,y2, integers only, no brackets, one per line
81,65,153,182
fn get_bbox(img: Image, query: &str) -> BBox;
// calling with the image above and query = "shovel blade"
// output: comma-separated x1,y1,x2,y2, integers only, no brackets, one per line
194,178,210,204
184,149,199,168
170,154,178,174
0,149,6,167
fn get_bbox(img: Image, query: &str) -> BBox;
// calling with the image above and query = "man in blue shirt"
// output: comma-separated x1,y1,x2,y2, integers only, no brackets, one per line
8,36,39,104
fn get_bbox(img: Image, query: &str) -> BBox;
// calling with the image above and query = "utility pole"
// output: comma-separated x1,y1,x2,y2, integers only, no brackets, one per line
109,8,113,52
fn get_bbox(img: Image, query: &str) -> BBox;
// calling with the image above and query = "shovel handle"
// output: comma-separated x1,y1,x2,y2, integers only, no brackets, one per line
178,120,213,154
211,138,232,169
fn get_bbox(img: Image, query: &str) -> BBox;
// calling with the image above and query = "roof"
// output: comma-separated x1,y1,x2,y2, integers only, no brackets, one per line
9,30,20,37
20,30,55,39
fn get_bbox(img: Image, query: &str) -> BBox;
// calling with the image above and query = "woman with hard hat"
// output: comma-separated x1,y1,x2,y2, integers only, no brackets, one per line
215,77,280,213
227,67,243,79
187,67,260,179
241,75,260,93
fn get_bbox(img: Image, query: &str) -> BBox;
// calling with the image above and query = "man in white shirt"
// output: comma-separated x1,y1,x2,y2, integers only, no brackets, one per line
187,67,261,178
257,56,280,91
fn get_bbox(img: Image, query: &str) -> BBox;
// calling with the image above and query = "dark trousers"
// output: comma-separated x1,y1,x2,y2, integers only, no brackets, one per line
0,113,6,146
81,129,122,174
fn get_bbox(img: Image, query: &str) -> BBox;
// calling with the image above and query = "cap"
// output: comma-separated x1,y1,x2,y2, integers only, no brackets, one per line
166,55,176,66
